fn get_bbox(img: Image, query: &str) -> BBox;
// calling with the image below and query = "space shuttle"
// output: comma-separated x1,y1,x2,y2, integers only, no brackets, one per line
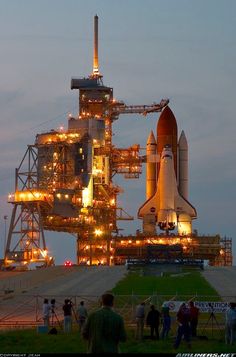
138,106,197,235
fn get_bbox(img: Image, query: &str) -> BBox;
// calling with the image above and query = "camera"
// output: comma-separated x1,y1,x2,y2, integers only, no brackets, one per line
208,303,214,311
66,299,73,306
51,299,56,313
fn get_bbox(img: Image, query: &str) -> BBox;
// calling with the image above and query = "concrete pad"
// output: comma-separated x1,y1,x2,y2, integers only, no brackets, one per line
202,266,236,302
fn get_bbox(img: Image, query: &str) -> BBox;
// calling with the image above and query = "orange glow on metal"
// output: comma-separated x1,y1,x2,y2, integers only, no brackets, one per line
10,190,49,203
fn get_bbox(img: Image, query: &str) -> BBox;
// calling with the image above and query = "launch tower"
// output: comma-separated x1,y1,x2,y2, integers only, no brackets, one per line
3,16,168,267
3,16,232,268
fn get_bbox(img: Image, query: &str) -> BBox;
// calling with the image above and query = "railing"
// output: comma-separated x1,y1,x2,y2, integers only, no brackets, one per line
0,293,234,334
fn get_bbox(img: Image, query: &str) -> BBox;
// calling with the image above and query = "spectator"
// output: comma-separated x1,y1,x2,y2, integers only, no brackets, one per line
174,303,191,349
77,301,88,332
42,298,50,327
225,302,236,345
135,301,145,340
146,304,161,339
82,293,126,353
189,301,199,337
63,299,73,333
160,302,171,339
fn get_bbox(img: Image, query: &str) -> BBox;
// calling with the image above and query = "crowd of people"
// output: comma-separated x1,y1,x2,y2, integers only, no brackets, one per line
42,295,236,353
42,297,88,334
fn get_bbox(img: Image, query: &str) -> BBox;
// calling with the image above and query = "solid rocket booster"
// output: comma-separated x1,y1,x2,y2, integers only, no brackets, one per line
146,131,157,200
178,130,188,199
138,106,197,235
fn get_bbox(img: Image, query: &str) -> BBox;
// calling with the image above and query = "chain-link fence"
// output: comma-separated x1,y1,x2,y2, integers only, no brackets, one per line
0,292,235,339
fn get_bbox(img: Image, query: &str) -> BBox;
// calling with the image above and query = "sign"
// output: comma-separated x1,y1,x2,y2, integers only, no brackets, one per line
163,301,230,313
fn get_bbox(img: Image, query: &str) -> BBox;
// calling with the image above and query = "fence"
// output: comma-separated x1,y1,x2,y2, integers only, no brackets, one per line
0,292,235,338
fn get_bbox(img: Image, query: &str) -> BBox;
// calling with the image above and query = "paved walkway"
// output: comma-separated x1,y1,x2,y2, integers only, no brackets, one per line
202,266,236,301
0,265,127,324
0,265,127,296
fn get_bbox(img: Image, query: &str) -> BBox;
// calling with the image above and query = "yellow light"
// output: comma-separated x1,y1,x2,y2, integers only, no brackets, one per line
65,194,69,199
94,229,103,237
82,179,93,207
57,193,61,199
110,198,115,206
128,240,132,244
41,249,48,258
136,240,140,244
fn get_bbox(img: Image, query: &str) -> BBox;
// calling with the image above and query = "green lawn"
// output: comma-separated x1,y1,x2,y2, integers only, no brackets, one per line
0,327,235,354
112,269,219,299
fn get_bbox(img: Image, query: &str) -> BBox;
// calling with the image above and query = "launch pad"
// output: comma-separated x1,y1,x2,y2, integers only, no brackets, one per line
2,16,232,269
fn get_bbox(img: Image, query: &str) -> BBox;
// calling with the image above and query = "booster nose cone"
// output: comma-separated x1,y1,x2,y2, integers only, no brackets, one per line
147,130,156,145
178,130,188,148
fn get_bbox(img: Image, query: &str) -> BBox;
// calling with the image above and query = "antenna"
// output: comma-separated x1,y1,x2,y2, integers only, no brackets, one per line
93,14,100,77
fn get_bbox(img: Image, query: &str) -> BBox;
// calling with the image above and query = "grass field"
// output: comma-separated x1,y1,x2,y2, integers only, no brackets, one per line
113,268,219,299
0,327,235,354
0,268,235,353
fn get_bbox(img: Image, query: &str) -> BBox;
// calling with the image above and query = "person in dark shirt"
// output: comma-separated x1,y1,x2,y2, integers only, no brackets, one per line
189,301,199,337
62,299,73,333
174,303,191,349
161,303,171,339
82,293,126,353
146,304,161,339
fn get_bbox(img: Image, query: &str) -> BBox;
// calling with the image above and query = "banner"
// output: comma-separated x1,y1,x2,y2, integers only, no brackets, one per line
163,301,230,313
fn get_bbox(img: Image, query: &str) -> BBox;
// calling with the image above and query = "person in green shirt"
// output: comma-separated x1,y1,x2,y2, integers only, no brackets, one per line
82,292,127,353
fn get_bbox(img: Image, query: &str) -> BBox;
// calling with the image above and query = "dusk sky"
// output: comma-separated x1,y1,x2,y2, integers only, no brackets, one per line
0,0,235,264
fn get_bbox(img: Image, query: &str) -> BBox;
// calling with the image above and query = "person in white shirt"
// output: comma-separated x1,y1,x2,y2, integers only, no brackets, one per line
42,298,50,327
77,301,88,331
225,302,236,345
135,302,145,340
